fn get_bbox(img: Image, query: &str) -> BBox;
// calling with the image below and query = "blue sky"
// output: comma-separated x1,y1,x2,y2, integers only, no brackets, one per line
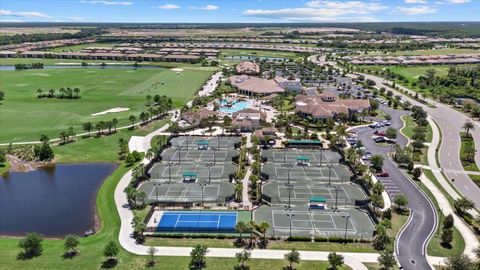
0,0,479,23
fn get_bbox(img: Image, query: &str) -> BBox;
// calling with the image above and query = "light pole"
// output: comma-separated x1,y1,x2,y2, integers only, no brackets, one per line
285,182,293,210
333,186,343,211
319,148,324,167
176,146,182,164
286,209,295,239
206,163,214,183
213,147,217,165
200,183,207,208
168,162,173,183
283,148,288,165
285,163,293,184
154,183,159,206
344,215,350,240
327,163,333,186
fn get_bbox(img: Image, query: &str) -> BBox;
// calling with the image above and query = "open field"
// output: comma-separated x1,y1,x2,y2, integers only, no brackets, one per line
367,48,480,56
0,67,212,142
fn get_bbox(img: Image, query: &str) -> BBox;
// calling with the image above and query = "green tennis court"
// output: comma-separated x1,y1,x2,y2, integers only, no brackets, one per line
170,136,241,150
149,162,236,182
161,148,239,163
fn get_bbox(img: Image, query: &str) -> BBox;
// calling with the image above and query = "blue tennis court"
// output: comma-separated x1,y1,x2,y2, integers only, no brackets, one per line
156,211,238,232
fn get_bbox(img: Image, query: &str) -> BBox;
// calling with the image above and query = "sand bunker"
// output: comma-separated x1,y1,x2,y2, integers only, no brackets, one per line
91,107,129,116
170,68,184,72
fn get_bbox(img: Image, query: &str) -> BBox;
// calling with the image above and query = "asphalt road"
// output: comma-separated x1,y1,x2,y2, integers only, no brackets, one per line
361,73,480,208
351,105,437,270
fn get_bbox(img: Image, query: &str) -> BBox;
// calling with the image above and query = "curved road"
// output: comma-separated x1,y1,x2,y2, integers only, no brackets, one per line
351,106,437,269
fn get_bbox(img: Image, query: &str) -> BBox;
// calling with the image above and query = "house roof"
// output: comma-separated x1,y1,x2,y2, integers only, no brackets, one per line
295,95,370,118
229,75,285,95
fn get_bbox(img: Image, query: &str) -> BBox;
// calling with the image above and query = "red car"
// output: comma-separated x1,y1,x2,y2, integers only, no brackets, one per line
374,130,386,136
376,172,389,177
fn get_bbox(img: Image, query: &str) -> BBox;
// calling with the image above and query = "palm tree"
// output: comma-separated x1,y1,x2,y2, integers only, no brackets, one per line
48,88,55,98
73,88,80,99
146,95,152,106
106,121,114,133
129,115,137,129
462,120,475,138
140,112,148,124
235,249,251,270
235,221,247,245
284,249,300,270
36,88,43,98
234,183,243,202
257,222,270,245
59,131,68,144
248,220,257,247
112,118,118,132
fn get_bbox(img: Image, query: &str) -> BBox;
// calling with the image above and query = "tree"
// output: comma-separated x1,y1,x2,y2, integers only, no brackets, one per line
0,149,6,165
412,167,422,180
443,214,454,229
284,249,300,270
146,95,152,106
64,234,79,256
169,122,180,134
235,249,251,270
189,244,208,270
373,224,390,250
385,127,397,140
59,131,68,144
38,142,54,161
147,246,157,266
370,154,384,171
0,90,4,103
378,251,396,270
257,221,270,246
441,228,453,247
462,120,475,138
445,254,474,270
39,134,50,143
454,198,475,213
393,194,408,212
235,221,248,245
82,122,93,136
112,118,118,132
103,240,119,262
18,232,43,259
327,252,344,270
129,114,137,129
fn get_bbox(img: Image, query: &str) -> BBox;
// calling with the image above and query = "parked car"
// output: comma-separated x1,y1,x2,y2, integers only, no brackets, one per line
374,136,386,143
362,153,372,160
374,130,386,136
376,172,389,177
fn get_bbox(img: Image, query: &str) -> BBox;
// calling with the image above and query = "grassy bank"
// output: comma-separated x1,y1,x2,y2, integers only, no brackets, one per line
0,67,211,142
400,115,433,165
422,169,466,257
53,118,169,163
459,133,479,172
469,174,480,188
0,162,10,175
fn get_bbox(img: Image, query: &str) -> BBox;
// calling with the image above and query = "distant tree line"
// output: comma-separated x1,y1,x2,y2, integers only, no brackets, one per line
0,28,105,45
37,87,81,99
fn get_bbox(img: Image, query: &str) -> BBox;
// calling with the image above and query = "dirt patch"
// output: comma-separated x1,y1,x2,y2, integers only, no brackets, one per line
6,155,54,173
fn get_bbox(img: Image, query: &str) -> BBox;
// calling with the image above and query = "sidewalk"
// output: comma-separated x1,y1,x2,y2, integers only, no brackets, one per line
424,116,479,263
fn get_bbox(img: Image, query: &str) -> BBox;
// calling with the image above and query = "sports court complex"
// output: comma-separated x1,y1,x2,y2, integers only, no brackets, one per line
138,136,240,207
255,149,376,238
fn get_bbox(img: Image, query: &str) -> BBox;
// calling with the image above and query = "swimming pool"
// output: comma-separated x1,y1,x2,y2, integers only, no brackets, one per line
218,99,251,113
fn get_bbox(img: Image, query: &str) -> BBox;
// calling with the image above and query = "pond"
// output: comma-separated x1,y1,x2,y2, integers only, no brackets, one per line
0,163,118,238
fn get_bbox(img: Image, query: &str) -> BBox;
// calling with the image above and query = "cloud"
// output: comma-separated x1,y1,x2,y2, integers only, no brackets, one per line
190,5,219,10
0,19,23,22
243,1,386,22
80,1,132,6
404,0,427,3
158,4,180,10
68,16,85,21
445,0,470,3
394,5,438,14
0,9,51,18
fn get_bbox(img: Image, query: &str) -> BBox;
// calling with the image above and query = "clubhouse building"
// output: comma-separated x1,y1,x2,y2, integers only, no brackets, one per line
295,93,370,121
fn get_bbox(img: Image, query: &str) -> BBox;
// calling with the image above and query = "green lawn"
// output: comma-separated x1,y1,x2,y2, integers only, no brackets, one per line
422,169,466,257
0,162,10,175
53,118,169,163
469,174,480,188
0,67,212,142
459,133,479,172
